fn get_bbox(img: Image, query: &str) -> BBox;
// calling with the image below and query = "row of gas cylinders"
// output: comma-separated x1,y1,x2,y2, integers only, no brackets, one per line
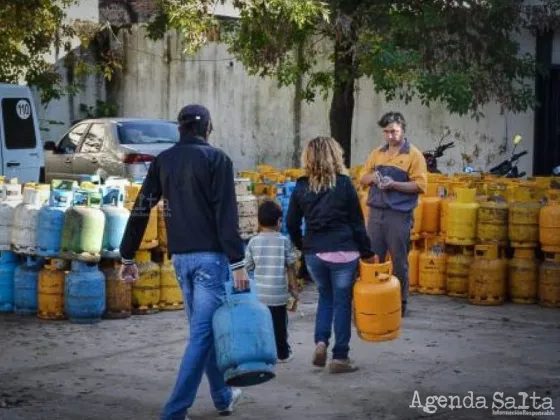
0,249,183,323
0,179,169,261
408,238,560,307
408,182,560,252
235,179,259,239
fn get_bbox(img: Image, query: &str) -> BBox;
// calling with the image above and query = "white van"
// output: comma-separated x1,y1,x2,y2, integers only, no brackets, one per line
0,83,44,183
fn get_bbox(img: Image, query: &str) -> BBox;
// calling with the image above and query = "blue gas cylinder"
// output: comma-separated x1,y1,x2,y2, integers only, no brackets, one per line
64,261,105,324
101,188,130,258
14,256,44,315
212,281,277,387
36,189,73,257
0,251,20,312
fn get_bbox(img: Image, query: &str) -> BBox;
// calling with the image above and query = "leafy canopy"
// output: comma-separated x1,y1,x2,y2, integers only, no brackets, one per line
147,0,560,117
0,0,121,103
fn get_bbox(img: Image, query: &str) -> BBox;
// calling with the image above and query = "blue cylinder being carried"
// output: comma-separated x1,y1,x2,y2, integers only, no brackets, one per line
212,281,277,387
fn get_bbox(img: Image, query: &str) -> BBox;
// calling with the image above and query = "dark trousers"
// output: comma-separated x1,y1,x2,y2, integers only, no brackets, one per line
268,305,290,359
367,207,413,306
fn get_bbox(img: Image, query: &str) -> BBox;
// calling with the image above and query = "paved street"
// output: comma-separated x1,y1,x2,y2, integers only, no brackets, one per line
1,285,559,420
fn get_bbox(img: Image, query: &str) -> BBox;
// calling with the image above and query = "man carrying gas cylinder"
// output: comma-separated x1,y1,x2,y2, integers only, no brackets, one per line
359,112,427,317
119,104,249,420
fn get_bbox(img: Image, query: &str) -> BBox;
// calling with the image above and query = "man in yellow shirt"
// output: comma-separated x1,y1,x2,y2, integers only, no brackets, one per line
360,112,427,317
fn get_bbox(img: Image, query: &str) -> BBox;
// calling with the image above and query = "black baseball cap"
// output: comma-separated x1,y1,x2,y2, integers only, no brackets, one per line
177,104,211,127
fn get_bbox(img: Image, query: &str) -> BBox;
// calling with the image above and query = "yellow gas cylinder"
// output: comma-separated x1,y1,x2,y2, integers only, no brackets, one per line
476,184,509,245
237,171,261,183
408,240,420,293
100,260,131,319
445,188,478,245
252,183,276,197
157,200,167,250
37,259,69,320
353,259,401,342
508,248,538,304
421,183,441,235
256,164,276,173
474,179,487,202
539,252,560,308
539,190,560,253
159,253,184,311
531,176,551,202
124,184,158,249
468,244,507,305
418,236,447,295
440,181,467,237
410,197,423,240
509,185,541,248
132,250,161,314
283,168,305,180
446,245,474,298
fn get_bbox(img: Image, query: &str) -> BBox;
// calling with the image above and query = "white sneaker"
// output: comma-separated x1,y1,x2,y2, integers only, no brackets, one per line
278,352,293,363
219,388,242,416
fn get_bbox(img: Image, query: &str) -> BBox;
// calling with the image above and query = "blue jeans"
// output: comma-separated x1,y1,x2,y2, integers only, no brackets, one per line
304,254,359,360
161,252,233,420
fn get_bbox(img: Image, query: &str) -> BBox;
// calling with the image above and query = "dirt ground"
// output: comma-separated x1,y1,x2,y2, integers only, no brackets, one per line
1,285,559,420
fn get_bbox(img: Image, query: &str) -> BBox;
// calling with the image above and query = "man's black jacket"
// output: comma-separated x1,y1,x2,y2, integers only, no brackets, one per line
119,135,245,271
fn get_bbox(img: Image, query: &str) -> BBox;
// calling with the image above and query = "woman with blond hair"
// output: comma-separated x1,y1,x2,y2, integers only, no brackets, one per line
286,136,373,374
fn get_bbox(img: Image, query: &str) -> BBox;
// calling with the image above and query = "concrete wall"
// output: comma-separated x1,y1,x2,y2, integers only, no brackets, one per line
37,23,538,176
110,25,536,175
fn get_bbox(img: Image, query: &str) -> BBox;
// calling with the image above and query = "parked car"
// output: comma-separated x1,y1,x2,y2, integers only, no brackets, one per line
0,83,45,183
44,118,180,183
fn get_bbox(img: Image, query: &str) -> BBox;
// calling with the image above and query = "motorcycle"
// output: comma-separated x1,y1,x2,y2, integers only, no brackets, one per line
423,138,455,173
488,134,527,178
464,134,527,178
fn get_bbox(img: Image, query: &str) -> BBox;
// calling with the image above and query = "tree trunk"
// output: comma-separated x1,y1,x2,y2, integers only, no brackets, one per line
329,38,356,168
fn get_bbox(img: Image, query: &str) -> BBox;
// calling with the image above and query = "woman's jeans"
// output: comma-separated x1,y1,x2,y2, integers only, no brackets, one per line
304,254,359,360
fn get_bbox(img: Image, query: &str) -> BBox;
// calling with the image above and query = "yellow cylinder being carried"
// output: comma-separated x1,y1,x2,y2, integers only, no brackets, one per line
408,240,420,293
353,259,401,342
468,244,507,305
539,190,560,253
421,183,441,235
446,188,479,245
132,250,161,314
124,184,158,250
38,259,68,320
418,236,446,295
446,245,474,298
509,185,541,248
539,253,560,308
476,184,509,245
508,248,538,304
159,253,184,311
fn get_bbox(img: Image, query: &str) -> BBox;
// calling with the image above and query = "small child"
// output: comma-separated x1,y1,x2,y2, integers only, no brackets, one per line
245,199,299,363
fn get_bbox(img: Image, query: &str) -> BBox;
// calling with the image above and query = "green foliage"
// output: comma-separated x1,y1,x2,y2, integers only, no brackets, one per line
79,100,119,118
147,0,560,117
0,1,122,104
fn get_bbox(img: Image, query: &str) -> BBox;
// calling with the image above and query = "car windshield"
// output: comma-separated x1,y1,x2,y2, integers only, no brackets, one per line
117,121,179,144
